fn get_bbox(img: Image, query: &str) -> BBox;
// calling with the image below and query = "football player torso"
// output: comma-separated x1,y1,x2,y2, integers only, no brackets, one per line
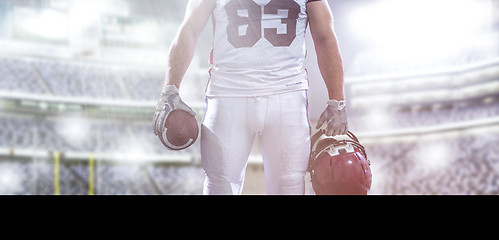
207,0,317,97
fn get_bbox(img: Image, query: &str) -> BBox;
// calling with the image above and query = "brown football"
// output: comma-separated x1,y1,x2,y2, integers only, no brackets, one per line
159,110,199,150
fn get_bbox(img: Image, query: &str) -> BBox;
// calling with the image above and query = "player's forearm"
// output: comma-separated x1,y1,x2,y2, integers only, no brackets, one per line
164,29,199,89
315,37,345,101
308,0,345,101
163,0,215,90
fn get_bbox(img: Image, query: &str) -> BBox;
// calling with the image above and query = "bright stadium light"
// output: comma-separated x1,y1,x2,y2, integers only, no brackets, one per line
55,115,90,146
69,0,102,29
16,8,68,40
415,141,455,173
115,138,148,163
362,106,395,131
0,165,23,194
349,0,493,63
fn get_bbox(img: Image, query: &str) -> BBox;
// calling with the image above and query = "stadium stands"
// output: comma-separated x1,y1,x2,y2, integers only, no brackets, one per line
0,53,498,194
366,132,499,194
0,55,164,101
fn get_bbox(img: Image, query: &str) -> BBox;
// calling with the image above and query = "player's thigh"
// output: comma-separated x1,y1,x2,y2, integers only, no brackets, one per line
201,97,254,179
260,90,311,170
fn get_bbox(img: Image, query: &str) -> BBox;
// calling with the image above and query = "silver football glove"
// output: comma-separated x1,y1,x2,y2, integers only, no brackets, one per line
316,99,348,136
152,85,196,136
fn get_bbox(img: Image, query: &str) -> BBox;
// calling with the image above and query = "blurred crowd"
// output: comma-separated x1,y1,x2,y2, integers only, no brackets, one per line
0,55,498,194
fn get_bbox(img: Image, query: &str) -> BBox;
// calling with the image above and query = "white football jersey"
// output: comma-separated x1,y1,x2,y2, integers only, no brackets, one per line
206,0,319,97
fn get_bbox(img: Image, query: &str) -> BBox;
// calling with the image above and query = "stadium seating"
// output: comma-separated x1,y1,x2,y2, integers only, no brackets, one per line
0,51,498,194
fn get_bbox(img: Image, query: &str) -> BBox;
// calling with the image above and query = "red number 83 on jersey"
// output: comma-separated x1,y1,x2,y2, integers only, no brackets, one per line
225,0,300,48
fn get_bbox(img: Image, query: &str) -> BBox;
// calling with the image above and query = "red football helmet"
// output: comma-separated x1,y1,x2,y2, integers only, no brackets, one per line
159,110,199,150
308,130,372,195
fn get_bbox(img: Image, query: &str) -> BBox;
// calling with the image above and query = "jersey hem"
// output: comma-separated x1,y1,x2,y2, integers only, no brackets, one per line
205,85,309,98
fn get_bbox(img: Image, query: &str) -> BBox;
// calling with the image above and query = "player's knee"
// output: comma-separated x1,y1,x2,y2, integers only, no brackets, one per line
276,173,306,194
280,173,305,185
204,175,243,195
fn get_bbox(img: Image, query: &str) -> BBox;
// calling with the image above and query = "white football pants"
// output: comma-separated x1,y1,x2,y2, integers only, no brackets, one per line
201,90,311,195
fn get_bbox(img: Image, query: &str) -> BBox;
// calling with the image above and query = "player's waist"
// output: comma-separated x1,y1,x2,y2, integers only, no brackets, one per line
206,69,308,97
210,65,306,80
